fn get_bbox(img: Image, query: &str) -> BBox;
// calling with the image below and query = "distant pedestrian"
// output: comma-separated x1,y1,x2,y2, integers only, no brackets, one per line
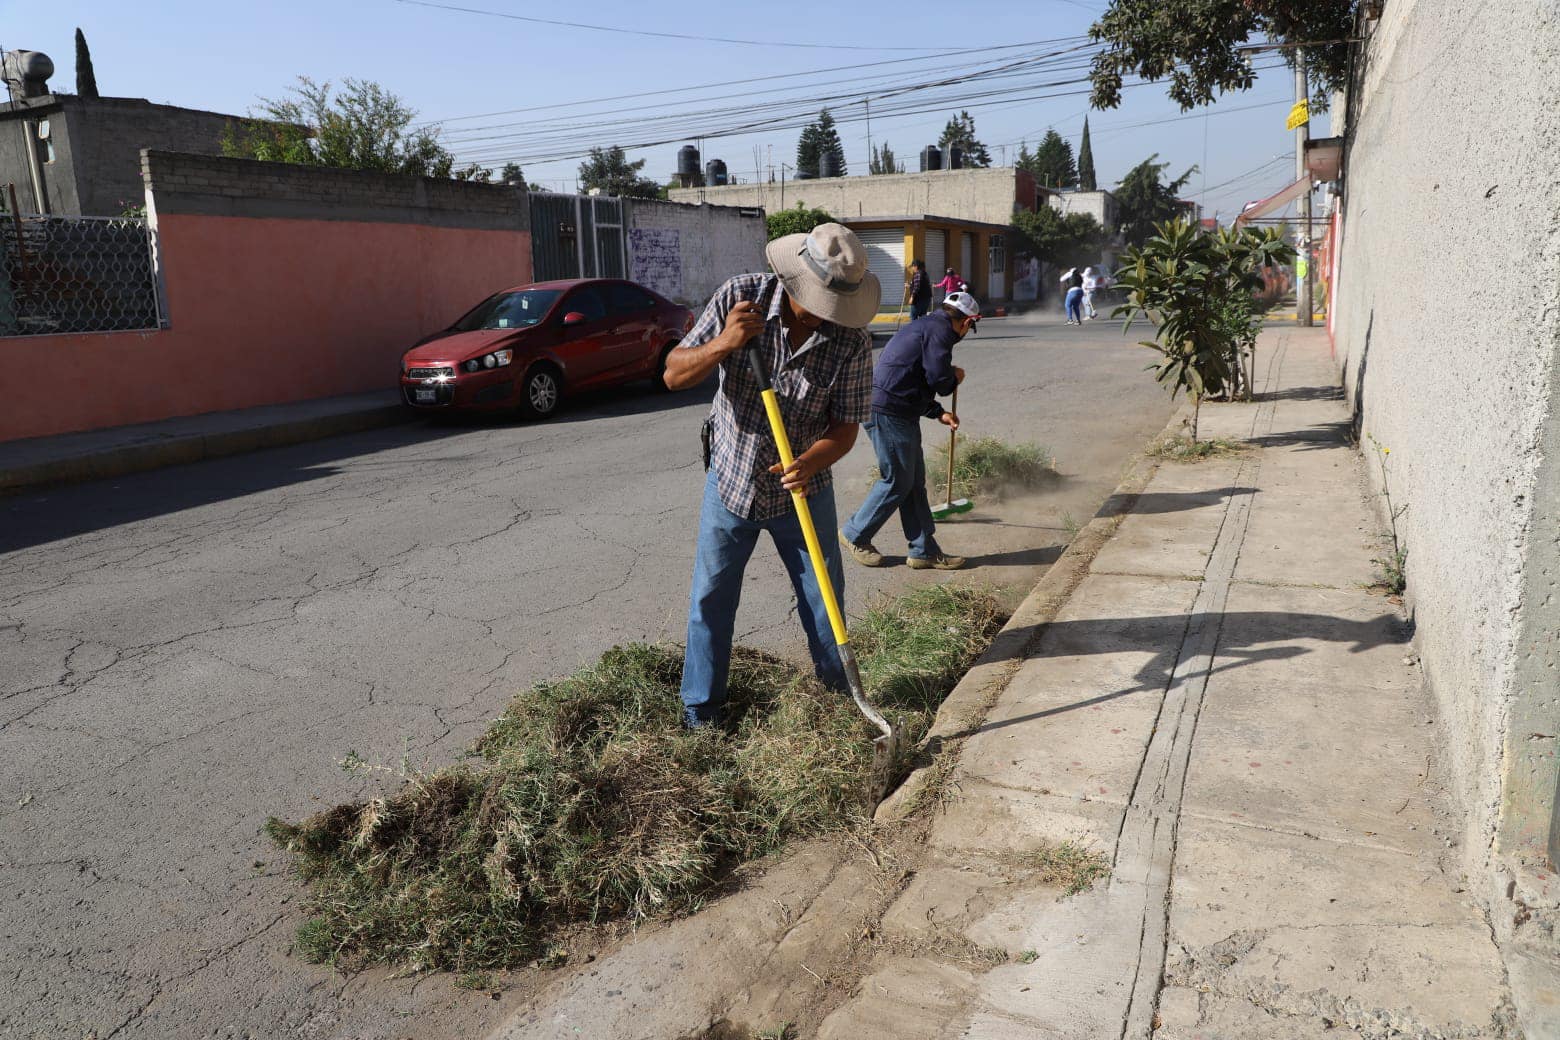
1082,266,1100,321
935,267,966,298
1061,266,1084,325
839,291,978,572
906,259,932,320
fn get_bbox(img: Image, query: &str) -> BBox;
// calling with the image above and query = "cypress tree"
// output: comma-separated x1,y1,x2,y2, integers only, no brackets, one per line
75,28,99,99
1078,117,1097,191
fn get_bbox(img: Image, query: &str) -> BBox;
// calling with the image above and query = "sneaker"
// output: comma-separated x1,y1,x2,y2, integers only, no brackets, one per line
839,529,884,567
907,552,967,570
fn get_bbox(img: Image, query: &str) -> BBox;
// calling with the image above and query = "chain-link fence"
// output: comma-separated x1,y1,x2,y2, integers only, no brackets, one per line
0,212,163,337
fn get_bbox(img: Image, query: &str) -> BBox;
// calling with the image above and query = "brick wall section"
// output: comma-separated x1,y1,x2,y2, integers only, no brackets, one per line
142,150,531,232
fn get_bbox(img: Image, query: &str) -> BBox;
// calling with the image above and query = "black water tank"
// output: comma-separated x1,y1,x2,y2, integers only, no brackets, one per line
705,159,728,186
919,145,942,172
676,145,700,177
948,145,964,170
794,169,816,180
819,149,842,179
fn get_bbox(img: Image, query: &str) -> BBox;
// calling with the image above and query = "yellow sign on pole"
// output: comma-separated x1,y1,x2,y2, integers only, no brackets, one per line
1286,100,1311,131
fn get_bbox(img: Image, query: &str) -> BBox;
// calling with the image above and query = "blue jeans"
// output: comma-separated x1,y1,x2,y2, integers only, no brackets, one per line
843,412,941,561
1065,288,1084,323
680,471,847,727
910,299,929,320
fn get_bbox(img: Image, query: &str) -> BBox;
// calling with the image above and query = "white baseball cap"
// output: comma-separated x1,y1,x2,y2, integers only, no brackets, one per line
943,290,981,318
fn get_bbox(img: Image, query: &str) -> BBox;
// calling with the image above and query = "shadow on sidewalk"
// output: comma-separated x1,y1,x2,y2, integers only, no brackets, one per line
1248,420,1354,451
957,608,1411,741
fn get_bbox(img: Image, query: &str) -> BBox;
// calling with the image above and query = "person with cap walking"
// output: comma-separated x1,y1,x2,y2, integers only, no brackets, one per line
839,291,979,573
663,222,878,729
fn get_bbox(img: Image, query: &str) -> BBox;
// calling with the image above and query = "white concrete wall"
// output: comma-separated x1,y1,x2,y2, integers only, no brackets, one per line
1048,189,1118,231
1331,0,1560,875
669,168,1026,227
627,200,767,311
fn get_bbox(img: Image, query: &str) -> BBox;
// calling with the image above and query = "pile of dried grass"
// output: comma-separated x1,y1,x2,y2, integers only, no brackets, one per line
267,585,1003,972
930,435,1057,502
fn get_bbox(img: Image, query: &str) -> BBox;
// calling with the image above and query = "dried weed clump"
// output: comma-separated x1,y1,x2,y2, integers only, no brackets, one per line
267,585,1003,973
930,435,1057,502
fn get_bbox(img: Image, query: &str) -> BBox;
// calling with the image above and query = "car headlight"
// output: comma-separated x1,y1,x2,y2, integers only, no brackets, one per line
464,350,513,373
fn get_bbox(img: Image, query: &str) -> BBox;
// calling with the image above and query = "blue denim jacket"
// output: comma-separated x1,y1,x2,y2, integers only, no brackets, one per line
870,310,959,420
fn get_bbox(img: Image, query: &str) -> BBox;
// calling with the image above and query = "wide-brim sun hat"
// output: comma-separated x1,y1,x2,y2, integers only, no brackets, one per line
765,223,881,330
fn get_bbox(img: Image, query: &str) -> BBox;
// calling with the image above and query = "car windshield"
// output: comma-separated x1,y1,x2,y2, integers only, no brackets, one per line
450,289,562,332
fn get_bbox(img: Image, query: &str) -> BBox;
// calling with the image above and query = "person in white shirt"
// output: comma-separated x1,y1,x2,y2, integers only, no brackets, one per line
1081,266,1100,321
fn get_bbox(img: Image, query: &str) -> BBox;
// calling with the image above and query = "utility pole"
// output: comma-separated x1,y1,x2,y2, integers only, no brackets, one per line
865,98,872,171
1295,50,1314,327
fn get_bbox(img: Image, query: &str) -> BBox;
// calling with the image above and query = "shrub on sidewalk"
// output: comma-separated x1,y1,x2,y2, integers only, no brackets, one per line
1113,220,1294,437
266,585,1002,973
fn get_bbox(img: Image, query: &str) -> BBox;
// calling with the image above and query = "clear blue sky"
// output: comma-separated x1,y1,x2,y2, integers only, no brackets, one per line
2,0,1313,221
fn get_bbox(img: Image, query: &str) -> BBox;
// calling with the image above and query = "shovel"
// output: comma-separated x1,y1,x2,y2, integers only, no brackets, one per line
745,343,900,805
931,386,974,519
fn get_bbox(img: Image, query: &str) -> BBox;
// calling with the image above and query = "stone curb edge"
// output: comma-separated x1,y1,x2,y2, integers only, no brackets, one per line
0,405,414,496
875,402,1191,822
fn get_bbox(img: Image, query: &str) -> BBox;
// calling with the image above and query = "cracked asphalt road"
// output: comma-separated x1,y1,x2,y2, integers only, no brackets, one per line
0,312,1171,1038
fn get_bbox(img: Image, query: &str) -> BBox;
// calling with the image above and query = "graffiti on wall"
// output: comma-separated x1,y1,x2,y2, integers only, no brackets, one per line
1012,257,1040,302
628,228,682,301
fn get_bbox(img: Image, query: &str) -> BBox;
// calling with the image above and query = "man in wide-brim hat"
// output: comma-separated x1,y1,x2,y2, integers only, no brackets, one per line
663,222,880,728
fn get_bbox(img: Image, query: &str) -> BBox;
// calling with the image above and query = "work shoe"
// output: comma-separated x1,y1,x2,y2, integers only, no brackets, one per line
839,530,884,567
908,552,967,570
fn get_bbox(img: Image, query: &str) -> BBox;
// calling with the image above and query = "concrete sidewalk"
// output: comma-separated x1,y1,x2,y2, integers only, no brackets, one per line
827,327,1522,1038
0,389,409,494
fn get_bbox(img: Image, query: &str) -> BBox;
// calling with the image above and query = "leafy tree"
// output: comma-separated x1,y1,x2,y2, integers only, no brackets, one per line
869,141,902,175
1088,0,1355,111
797,109,846,178
766,203,833,242
74,28,99,99
500,162,524,185
1112,220,1294,436
938,111,991,168
1008,205,1106,269
224,76,454,177
1115,154,1197,247
1019,129,1076,188
578,146,662,198
1077,117,1097,191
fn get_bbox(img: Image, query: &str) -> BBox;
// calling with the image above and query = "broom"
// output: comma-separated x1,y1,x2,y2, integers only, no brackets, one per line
931,386,974,519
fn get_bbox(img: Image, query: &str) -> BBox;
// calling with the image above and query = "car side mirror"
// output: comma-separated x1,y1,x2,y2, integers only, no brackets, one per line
563,312,587,326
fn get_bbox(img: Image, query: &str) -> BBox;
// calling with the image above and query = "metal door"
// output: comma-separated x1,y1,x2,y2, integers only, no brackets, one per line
987,233,1006,300
854,227,905,315
960,233,973,289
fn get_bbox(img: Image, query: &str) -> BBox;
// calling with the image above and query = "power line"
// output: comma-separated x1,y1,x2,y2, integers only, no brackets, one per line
390,0,951,51
416,39,1079,127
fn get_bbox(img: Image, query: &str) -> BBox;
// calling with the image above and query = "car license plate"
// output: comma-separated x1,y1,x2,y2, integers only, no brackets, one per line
414,388,437,404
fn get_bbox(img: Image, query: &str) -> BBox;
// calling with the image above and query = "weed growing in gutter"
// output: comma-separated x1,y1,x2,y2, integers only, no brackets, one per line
266,585,1003,973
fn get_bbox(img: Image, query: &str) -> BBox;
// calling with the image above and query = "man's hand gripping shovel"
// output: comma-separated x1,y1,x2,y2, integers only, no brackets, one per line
743,329,900,805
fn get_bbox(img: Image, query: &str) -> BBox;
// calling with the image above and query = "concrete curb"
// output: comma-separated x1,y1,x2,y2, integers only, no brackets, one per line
875,403,1189,822
0,404,413,495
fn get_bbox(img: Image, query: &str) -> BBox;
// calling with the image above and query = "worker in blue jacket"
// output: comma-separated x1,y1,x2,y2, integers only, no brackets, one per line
839,291,979,570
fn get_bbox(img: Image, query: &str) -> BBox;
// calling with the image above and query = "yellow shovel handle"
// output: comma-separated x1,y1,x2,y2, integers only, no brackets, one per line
758,387,851,647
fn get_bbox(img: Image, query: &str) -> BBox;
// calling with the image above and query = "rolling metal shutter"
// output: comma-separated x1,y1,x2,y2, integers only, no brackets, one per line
854,227,905,312
961,233,973,283
925,228,947,303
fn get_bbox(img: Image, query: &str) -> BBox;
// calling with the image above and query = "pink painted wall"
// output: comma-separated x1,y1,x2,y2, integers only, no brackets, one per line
0,213,532,442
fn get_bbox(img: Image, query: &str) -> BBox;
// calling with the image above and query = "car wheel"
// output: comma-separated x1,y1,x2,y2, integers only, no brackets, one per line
518,365,562,420
654,342,678,392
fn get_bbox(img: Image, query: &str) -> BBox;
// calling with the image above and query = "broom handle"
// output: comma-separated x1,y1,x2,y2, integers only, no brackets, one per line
946,385,958,506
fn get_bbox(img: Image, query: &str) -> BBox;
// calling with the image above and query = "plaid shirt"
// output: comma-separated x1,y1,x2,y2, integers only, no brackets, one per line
682,273,872,521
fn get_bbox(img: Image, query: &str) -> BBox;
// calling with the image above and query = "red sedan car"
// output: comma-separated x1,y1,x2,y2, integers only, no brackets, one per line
400,278,694,419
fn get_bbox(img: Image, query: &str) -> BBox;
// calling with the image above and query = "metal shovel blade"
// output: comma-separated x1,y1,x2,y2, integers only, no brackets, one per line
840,645,899,804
